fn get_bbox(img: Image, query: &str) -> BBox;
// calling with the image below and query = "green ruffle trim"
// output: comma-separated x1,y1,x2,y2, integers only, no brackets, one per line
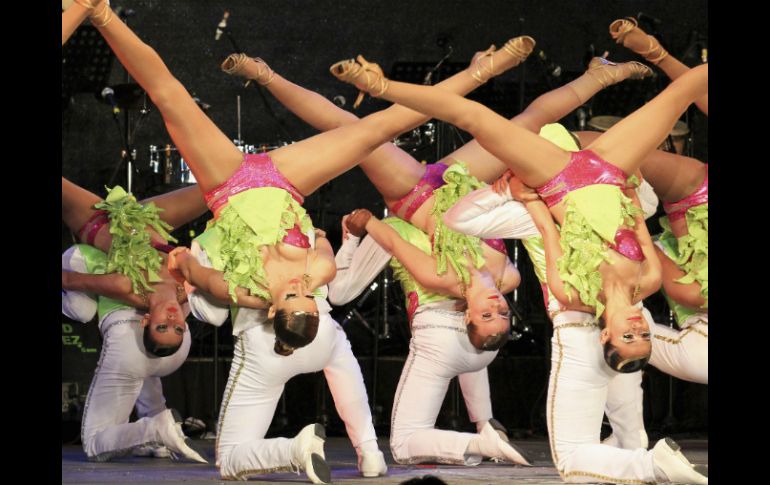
207,190,313,303
93,186,176,295
383,217,450,307
557,186,642,318
430,163,486,285
659,204,708,308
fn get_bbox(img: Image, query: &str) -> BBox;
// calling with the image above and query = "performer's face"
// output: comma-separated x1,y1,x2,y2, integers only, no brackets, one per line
465,288,511,337
600,305,652,359
272,278,319,316
147,300,187,348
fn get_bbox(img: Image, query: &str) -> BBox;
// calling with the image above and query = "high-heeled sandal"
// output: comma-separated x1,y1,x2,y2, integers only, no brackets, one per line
609,17,669,65
73,0,113,27
329,55,389,108
585,56,653,89
470,35,536,84
221,53,275,87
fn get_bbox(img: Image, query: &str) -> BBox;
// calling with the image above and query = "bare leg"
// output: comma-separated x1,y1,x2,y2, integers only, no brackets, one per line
657,57,708,115
457,60,650,183
63,178,209,251
513,58,651,133
233,68,421,200
93,8,243,193
235,51,501,198
335,70,570,187
62,177,103,237
610,18,708,115
585,64,708,175
141,185,210,229
637,151,706,202
268,105,438,196
62,2,90,46
260,43,532,196
572,130,601,149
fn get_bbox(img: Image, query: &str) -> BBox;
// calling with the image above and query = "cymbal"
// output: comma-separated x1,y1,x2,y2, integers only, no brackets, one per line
588,115,690,137
586,115,622,132
95,83,149,110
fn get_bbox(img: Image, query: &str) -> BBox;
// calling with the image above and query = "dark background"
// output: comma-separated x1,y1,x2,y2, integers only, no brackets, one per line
61,0,708,445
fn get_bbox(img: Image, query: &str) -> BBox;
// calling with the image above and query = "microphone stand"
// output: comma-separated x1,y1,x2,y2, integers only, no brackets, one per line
106,9,147,193
221,27,293,141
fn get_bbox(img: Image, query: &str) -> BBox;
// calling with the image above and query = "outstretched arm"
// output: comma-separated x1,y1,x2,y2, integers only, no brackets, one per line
62,2,91,46
360,211,460,296
169,247,269,309
62,271,148,309
654,246,705,310
524,199,588,310
328,218,392,305
443,185,539,240
626,189,662,299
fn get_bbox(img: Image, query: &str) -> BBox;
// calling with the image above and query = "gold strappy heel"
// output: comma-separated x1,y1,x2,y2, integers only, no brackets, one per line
609,17,669,65
585,56,653,89
221,53,275,87
329,55,389,108
470,35,536,84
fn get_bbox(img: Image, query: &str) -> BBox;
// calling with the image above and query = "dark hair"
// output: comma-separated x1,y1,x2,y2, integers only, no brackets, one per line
271,309,320,356
143,325,183,358
467,322,509,351
603,342,650,373
598,315,650,373
400,476,449,485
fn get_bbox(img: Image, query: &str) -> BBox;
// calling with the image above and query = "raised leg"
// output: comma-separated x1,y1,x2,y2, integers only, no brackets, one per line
93,8,242,192
610,17,708,115
335,67,571,187
638,151,707,202
585,64,708,175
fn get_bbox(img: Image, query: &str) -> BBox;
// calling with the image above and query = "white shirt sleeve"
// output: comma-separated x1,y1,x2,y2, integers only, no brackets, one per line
442,186,540,240
637,178,660,221
328,234,393,306
61,245,98,323
186,241,229,327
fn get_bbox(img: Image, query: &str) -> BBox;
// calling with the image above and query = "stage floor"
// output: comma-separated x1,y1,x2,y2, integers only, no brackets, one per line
62,437,708,484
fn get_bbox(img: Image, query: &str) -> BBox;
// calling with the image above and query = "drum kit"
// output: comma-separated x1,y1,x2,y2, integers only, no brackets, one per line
98,82,295,187
586,115,691,155
99,78,691,190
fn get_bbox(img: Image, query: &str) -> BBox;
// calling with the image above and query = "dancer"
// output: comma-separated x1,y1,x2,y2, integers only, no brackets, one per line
62,177,208,356
329,212,530,466
443,168,707,484
332,54,707,370
223,46,650,347
169,236,389,482
61,178,210,462
84,0,532,355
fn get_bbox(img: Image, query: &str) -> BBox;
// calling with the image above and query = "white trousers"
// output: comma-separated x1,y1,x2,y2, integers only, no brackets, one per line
547,311,659,484
216,314,377,479
600,312,708,467
80,309,191,460
649,313,708,385
390,308,498,465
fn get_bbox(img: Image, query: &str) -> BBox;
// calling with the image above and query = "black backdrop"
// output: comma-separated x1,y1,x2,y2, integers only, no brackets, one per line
61,0,708,443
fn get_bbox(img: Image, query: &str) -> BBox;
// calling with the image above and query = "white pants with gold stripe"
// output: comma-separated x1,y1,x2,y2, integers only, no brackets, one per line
590,311,708,457
216,314,377,479
648,311,708,384
390,308,498,465
80,309,192,460
547,311,659,484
